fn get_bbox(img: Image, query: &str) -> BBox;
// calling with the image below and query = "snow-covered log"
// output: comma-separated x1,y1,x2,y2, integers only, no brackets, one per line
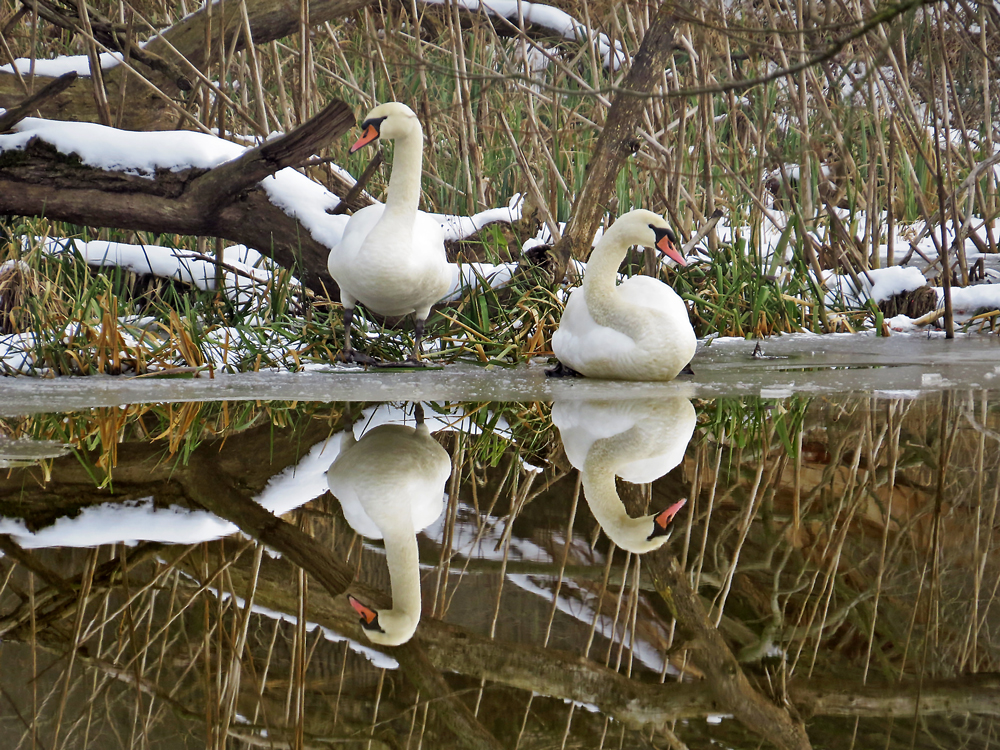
0,100,354,295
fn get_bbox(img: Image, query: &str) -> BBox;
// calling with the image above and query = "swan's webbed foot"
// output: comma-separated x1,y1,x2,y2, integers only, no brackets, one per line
546,360,582,378
335,350,381,366
678,361,695,376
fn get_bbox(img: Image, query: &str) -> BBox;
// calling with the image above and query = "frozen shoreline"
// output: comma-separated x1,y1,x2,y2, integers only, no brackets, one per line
0,332,997,415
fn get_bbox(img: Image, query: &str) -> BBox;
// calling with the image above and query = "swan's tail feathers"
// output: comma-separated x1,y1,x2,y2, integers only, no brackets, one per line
648,498,687,540
348,595,385,634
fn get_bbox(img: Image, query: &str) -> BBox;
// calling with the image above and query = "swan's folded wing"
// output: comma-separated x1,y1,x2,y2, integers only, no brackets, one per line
327,204,384,278
618,274,687,316
553,289,637,365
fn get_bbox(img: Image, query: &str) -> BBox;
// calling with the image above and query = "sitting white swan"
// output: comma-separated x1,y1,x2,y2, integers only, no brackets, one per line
328,102,451,365
550,209,696,381
551,397,695,554
327,404,452,646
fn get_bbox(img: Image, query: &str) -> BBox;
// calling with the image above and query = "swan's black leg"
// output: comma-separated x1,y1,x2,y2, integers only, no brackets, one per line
679,361,695,376
398,316,432,367
546,360,582,378
337,306,379,366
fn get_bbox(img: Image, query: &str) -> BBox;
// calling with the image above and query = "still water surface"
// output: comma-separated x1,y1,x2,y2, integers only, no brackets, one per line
1,343,999,749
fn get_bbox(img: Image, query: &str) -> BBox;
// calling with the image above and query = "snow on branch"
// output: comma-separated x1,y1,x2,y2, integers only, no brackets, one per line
419,0,628,69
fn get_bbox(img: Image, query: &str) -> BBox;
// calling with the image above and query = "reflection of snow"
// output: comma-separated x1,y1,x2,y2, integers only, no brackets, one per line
1,52,125,76
424,503,674,674
0,498,234,549
0,434,340,548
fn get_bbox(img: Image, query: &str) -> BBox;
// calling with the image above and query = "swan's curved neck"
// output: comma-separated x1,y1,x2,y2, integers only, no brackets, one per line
383,128,424,224
580,469,650,553
581,428,651,553
583,221,646,330
380,522,422,640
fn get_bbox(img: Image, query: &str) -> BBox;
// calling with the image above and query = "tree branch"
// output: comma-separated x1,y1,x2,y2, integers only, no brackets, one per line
0,71,79,132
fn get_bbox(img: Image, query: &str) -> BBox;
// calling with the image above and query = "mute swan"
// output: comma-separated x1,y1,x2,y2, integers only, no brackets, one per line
327,404,452,646
550,209,696,381
551,397,695,554
328,102,451,365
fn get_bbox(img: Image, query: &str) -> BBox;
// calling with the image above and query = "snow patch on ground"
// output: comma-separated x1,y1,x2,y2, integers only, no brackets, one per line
0,52,124,76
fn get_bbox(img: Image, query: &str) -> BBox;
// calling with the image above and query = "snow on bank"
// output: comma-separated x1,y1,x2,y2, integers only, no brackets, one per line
38,238,281,305
824,265,928,308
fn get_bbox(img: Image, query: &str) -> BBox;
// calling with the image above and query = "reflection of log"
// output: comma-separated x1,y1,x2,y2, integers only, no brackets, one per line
164,502,502,748
182,451,354,598
0,100,353,294
163,542,1000,733
793,675,1000,718
163,541,720,729
618,483,813,750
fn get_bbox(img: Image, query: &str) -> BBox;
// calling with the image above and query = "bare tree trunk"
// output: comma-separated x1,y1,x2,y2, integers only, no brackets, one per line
547,6,678,280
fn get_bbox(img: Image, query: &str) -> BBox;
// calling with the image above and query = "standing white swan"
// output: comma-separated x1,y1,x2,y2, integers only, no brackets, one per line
327,405,452,646
550,209,696,381
327,102,451,365
551,397,695,554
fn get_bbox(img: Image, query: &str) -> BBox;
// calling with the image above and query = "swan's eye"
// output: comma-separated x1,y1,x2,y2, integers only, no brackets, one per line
360,116,388,132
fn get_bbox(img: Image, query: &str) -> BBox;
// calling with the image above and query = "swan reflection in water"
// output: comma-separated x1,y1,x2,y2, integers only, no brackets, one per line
551,397,695,554
327,404,451,646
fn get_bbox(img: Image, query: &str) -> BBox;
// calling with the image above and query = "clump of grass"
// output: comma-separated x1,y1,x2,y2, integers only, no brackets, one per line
669,229,836,338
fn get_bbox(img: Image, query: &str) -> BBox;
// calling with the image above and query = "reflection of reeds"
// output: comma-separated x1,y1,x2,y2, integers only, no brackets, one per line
2,393,999,748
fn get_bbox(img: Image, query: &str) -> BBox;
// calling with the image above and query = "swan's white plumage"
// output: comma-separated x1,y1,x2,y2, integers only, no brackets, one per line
327,420,451,645
327,102,451,356
328,202,449,319
552,209,696,381
552,397,696,554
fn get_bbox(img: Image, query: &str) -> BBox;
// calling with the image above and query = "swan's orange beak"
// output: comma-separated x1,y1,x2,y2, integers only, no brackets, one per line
656,233,686,266
348,595,378,625
350,124,380,153
654,498,687,532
